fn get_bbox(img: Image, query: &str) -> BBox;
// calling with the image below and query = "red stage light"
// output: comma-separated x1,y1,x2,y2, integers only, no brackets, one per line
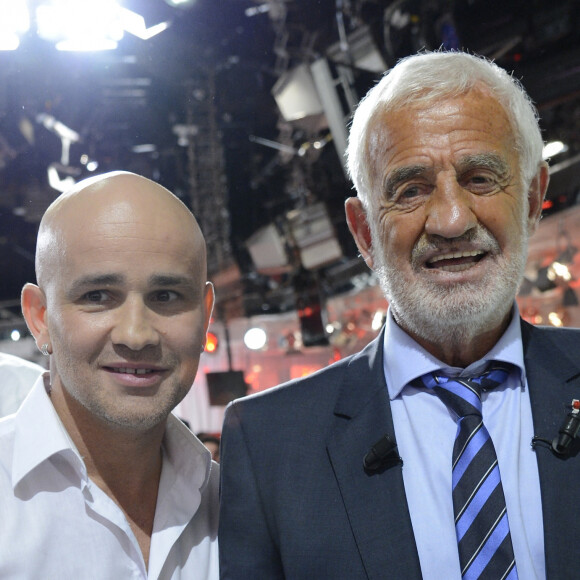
204,331,219,353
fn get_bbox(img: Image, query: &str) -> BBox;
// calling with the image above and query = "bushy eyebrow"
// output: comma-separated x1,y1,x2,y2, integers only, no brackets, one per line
384,165,428,198
455,153,510,178
383,153,511,199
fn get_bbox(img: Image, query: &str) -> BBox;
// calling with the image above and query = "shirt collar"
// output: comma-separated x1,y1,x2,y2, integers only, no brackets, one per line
12,372,87,490
383,302,526,401
12,373,214,501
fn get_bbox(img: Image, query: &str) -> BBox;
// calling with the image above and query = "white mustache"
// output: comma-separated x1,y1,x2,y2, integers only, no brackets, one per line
411,226,501,267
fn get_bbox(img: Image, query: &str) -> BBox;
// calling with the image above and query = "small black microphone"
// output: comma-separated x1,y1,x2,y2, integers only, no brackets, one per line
552,399,580,456
363,434,402,472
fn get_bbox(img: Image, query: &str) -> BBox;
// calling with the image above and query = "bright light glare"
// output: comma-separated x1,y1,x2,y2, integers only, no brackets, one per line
547,261,572,282
47,165,76,192
0,0,30,50
118,8,170,40
10,329,21,341
0,33,20,51
166,0,197,6
548,311,563,327
542,140,568,160
371,311,384,331
37,0,124,51
244,328,267,350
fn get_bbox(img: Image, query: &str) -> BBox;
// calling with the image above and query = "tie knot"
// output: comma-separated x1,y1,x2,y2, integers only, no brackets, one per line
414,363,511,420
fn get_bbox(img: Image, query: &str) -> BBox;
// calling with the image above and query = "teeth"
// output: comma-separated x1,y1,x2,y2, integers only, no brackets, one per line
429,250,482,264
117,368,153,375
438,263,474,272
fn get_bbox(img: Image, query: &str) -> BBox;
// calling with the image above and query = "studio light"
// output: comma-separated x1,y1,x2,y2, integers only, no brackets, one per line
204,331,219,354
287,203,343,271
47,164,78,192
542,140,568,160
37,0,123,51
244,327,267,351
36,113,80,166
36,1,170,52
80,154,99,172
165,0,197,8
0,0,30,51
118,8,170,41
547,261,572,283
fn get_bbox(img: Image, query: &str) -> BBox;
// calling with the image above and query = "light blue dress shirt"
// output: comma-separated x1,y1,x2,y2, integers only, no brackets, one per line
384,304,545,580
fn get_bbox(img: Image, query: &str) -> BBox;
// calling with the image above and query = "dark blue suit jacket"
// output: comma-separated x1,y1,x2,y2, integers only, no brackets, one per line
219,321,580,579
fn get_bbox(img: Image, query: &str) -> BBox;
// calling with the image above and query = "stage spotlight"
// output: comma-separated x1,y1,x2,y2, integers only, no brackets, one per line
204,331,219,354
244,327,267,351
542,140,568,160
165,0,197,8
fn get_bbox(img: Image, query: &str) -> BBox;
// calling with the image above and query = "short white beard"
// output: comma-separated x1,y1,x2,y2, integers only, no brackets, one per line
371,221,528,348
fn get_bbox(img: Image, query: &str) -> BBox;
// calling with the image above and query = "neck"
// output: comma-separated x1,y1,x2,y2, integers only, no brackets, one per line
394,310,513,368
48,382,166,568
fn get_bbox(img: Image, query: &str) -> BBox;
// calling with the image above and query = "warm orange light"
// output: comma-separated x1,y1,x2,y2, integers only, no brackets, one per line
204,331,219,353
542,199,553,210
290,365,321,379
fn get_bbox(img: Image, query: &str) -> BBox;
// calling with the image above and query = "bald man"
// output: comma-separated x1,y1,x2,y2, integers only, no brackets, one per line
0,172,218,578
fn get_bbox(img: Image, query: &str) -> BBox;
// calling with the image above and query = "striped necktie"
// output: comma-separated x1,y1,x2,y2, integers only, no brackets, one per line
415,363,518,580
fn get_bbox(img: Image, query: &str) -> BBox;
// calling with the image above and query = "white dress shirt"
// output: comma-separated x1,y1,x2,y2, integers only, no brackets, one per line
384,305,545,580
0,352,44,417
0,373,219,579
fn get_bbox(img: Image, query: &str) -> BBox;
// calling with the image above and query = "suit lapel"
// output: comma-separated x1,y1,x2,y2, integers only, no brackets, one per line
521,321,580,578
326,332,422,579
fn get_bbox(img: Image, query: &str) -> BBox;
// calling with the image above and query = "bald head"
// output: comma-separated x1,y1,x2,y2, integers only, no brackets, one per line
36,171,206,292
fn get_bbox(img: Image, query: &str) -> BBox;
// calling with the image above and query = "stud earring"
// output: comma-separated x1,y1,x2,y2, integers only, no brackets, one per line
40,343,50,356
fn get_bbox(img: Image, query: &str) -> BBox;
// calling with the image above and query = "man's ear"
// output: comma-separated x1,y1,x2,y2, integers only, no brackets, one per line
527,162,550,236
202,281,215,336
21,283,51,352
345,197,375,269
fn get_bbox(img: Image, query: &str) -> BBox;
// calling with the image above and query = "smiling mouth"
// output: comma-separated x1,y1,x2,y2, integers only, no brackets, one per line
426,250,486,272
107,367,158,375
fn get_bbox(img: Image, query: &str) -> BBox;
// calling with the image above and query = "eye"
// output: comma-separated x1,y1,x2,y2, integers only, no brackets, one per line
83,290,108,303
391,182,431,204
400,185,422,199
152,290,179,303
462,171,500,194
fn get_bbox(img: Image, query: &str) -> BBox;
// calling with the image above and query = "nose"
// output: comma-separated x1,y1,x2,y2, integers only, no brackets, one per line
110,295,160,351
424,175,477,239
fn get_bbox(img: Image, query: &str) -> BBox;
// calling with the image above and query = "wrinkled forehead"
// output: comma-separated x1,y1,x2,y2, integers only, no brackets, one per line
363,88,517,192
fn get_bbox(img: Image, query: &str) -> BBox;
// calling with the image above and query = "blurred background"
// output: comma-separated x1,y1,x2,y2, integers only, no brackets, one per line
2,0,580,430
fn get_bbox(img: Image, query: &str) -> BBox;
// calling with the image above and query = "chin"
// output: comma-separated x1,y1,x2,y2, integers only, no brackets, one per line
391,278,518,347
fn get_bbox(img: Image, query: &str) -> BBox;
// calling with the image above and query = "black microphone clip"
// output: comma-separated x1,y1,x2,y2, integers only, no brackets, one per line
363,434,402,473
533,398,580,458
551,398,580,457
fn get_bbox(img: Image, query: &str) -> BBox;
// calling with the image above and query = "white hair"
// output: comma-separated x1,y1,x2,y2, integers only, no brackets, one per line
346,51,544,209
